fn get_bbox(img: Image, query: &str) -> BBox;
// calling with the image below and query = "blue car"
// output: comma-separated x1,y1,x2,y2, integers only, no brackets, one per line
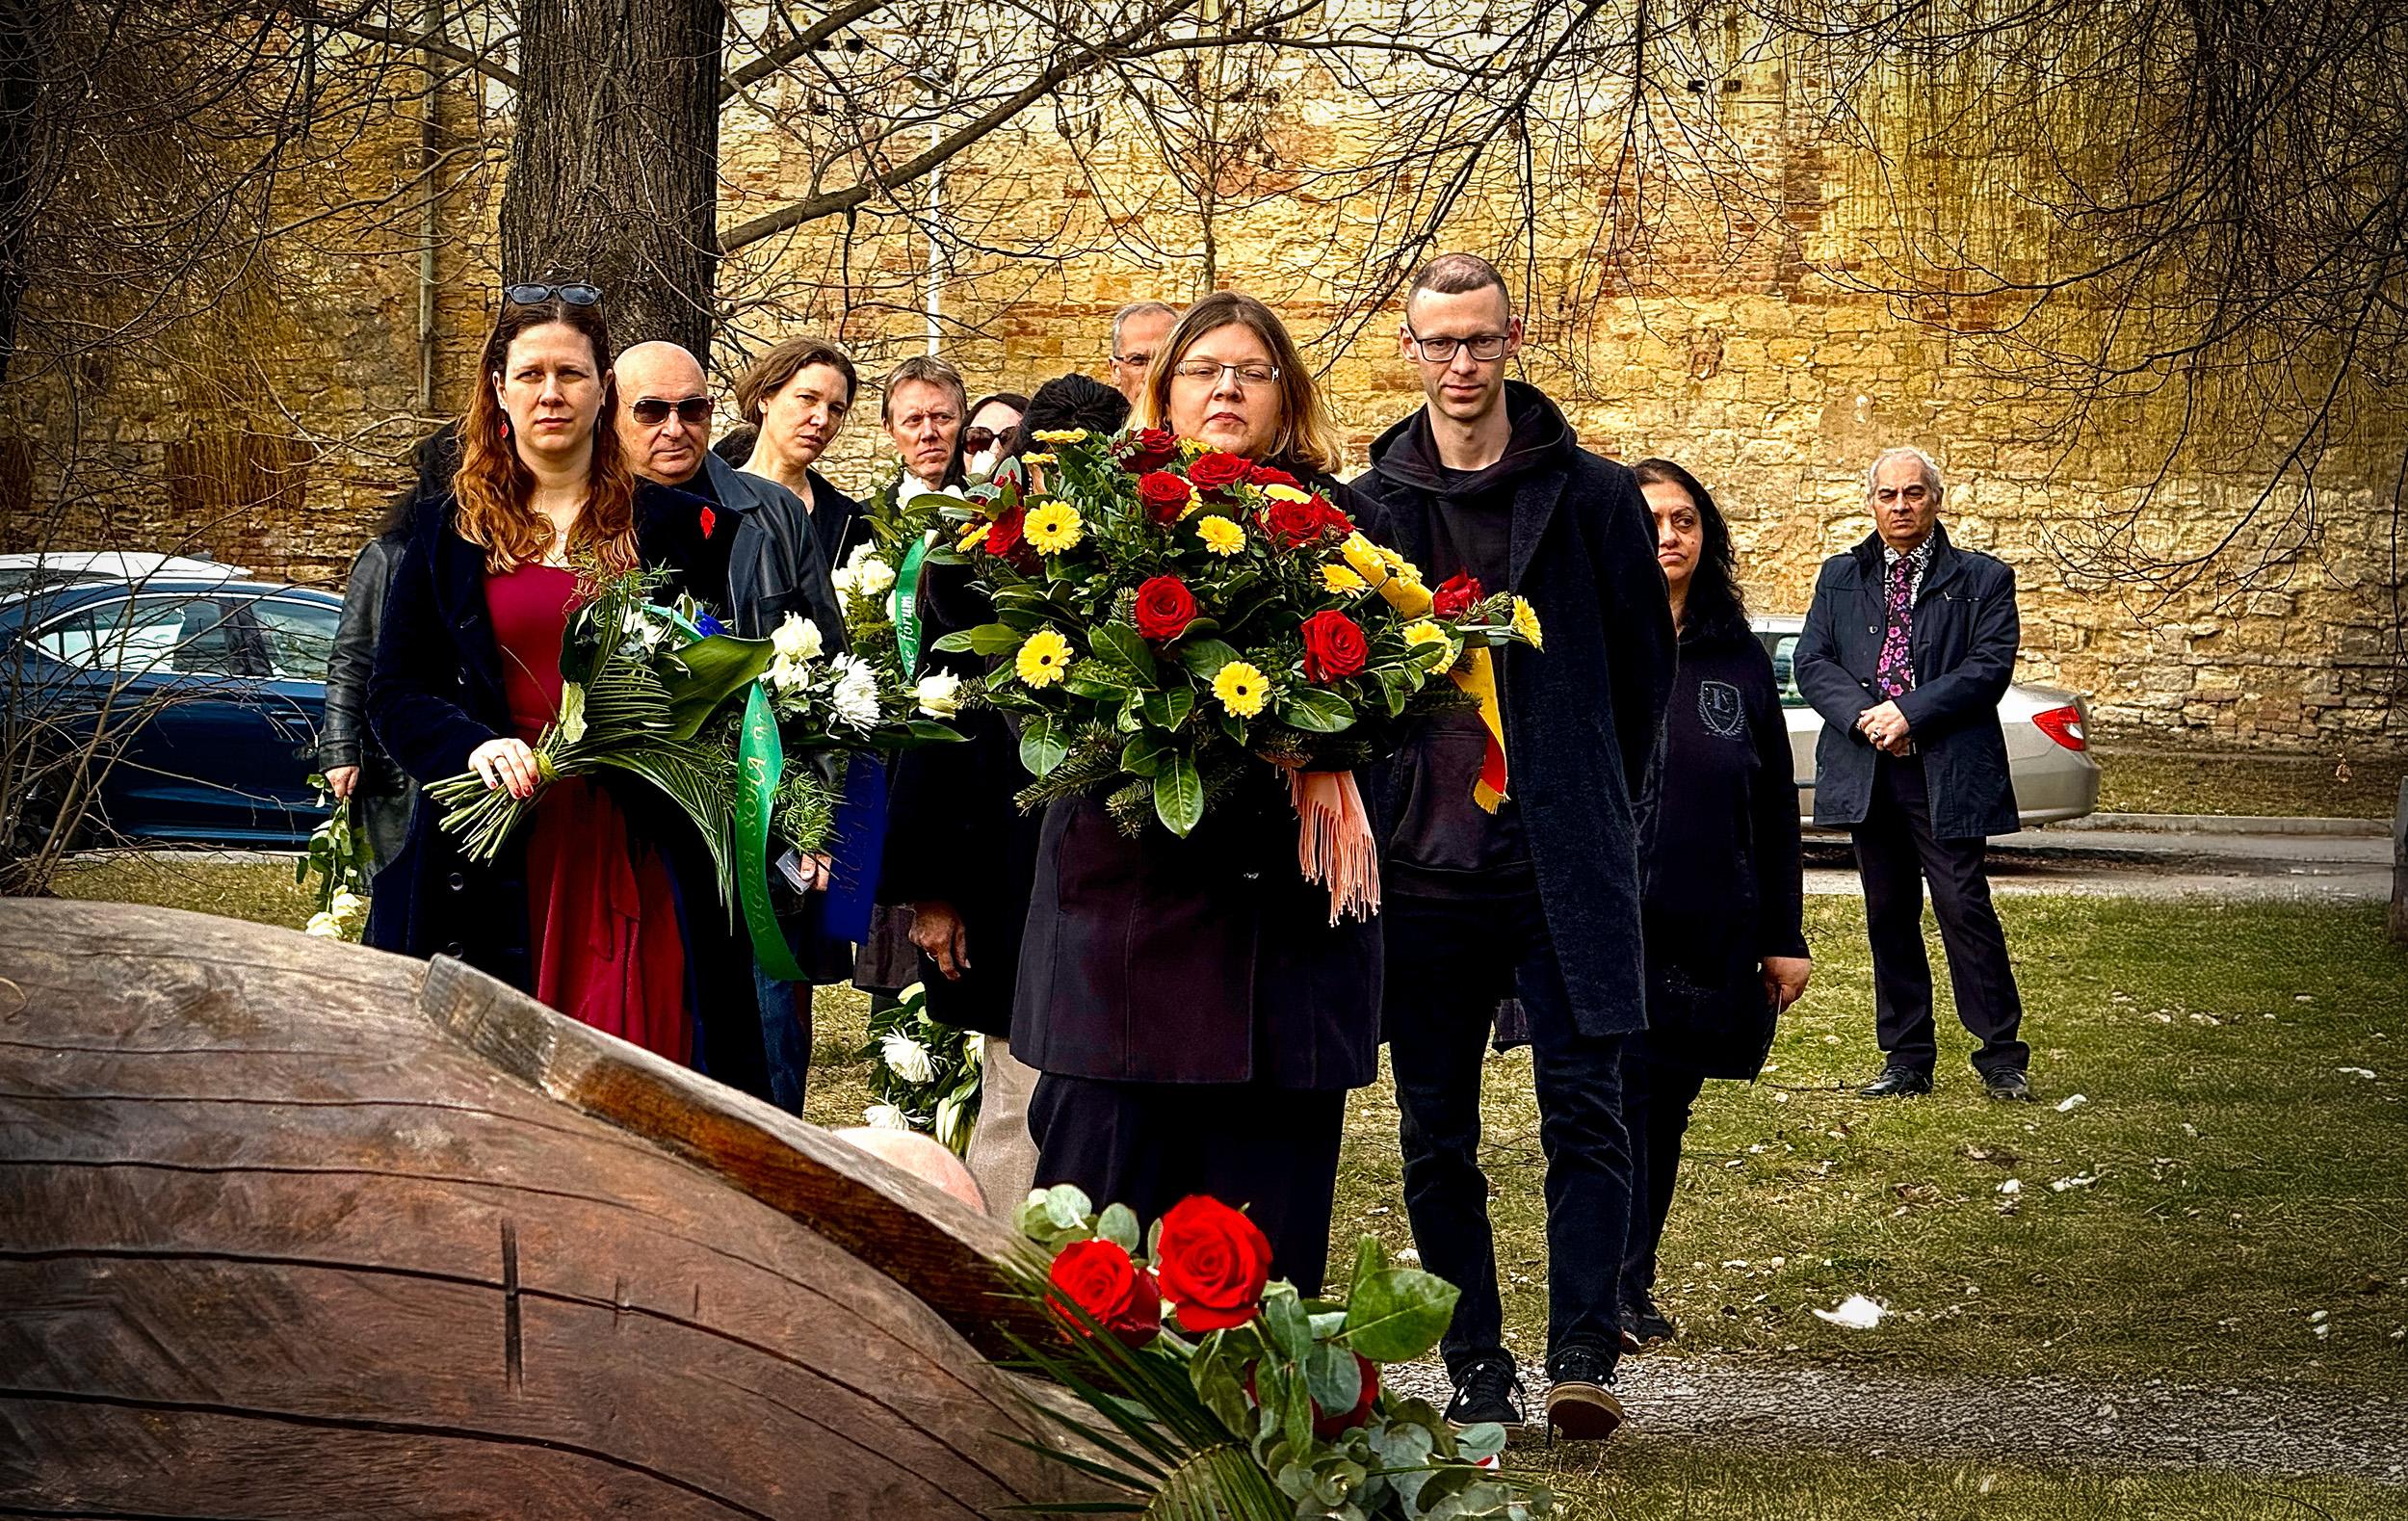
3,578,346,849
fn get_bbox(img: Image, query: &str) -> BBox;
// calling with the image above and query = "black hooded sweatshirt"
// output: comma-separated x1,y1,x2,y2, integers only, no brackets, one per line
1361,387,1583,900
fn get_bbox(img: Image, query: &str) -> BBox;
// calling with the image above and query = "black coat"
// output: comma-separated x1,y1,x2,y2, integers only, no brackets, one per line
876,556,1038,1038
318,535,414,870
693,454,846,643
1353,385,1678,1040
1793,523,2021,840
362,485,771,1098
1010,472,1382,1091
1637,619,1809,1079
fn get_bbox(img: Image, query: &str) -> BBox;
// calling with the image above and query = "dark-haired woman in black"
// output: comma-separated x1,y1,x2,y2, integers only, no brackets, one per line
1622,459,1812,1349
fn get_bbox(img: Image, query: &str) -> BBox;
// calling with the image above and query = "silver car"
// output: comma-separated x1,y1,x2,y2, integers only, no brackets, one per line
1752,616,2101,830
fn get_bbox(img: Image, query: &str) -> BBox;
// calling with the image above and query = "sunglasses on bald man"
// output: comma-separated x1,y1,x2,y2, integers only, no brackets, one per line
630,396,713,426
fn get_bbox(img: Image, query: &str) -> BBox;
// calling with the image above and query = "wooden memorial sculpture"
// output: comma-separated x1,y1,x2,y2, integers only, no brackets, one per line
0,898,1087,1517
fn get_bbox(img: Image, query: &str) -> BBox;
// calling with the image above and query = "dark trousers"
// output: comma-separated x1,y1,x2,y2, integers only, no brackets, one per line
1620,1037,1708,1301
1851,754,2029,1075
1384,893,1631,1380
752,970,813,1116
1028,1072,1346,1294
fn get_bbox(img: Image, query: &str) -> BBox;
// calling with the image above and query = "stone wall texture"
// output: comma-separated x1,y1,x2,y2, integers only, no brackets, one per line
4,14,2399,754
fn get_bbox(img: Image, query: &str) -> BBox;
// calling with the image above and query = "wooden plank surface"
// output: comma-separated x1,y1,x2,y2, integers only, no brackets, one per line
0,899,1084,1518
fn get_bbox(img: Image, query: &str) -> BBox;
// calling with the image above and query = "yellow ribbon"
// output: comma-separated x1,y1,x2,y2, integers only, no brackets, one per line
1341,534,1510,812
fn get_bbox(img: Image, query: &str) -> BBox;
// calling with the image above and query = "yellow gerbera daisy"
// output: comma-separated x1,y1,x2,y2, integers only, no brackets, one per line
1016,628,1074,687
1030,428,1088,444
955,516,989,550
1196,514,1245,556
1322,564,1368,594
1510,596,1544,649
1403,618,1449,647
1019,451,1058,466
1178,436,1209,459
1026,499,1085,555
1211,660,1269,718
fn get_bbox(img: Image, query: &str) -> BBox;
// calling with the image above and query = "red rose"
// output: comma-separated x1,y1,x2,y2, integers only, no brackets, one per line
1137,470,1194,525
1154,1195,1272,1332
1246,463,1300,489
1119,427,1179,472
1133,574,1198,642
1047,1238,1163,1348
1186,451,1251,492
1432,572,1482,618
1300,609,1369,684
1313,1353,1381,1439
698,505,717,540
985,504,1026,556
1262,493,1348,549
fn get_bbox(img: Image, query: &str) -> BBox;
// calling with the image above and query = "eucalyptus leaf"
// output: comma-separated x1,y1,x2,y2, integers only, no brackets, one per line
1341,1268,1461,1362
1097,1201,1140,1251
1305,1340,1362,1415
1041,1182,1093,1231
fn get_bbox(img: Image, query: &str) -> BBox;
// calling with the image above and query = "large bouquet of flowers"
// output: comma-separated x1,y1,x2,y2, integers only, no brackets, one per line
931,430,1538,858
1008,1187,1549,1520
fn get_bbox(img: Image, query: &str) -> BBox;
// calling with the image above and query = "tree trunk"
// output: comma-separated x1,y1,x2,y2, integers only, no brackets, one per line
0,0,53,385
499,0,721,358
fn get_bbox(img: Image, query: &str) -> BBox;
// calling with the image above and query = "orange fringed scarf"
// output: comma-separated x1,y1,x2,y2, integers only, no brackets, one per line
1291,769,1380,924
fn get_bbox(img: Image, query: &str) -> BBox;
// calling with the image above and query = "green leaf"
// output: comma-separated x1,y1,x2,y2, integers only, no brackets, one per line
1065,671,1136,700
556,681,589,746
1020,718,1068,777
1304,1341,1362,1416
1340,1268,1460,1362
1042,1183,1094,1231
1260,1286,1312,1362
1097,1202,1140,1252
1276,686,1355,734
1280,1361,1316,1456
934,621,1025,655
1090,621,1159,683
1140,684,1196,731
658,634,776,740
1121,733,1171,777
905,719,969,744
1349,1236,1388,1303
1175,637,1242,677
1153,752,1205,837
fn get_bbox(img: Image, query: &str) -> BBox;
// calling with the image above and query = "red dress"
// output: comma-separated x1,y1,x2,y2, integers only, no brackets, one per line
486,564,692,1063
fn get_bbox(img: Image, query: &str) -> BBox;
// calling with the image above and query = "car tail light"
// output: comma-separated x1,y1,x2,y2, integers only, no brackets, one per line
2031,704,2086,751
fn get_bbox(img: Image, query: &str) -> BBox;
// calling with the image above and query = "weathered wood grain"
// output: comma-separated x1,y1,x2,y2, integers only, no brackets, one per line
0,899,1086,1518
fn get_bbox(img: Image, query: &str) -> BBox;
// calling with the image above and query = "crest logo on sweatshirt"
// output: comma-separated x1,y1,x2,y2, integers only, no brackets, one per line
1697,680,1745,739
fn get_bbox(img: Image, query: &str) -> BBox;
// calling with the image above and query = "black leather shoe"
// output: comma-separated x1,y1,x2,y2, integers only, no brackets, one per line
1542,1347,1626,1442
1981,1067,2036,1102
1859,1065,1933,1098
1444,1356,1525,1429
1621,1293,1676,1351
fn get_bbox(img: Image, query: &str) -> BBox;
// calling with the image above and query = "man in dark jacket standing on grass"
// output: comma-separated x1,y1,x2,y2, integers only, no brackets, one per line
1354,253,1675,1442
1793,446,2034,1102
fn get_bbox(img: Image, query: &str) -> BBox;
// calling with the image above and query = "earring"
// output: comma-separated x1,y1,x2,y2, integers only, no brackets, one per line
500,417,511,439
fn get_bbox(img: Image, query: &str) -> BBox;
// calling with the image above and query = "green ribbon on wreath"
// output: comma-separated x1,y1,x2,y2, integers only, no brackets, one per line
735,682,808,983
894,533,932,676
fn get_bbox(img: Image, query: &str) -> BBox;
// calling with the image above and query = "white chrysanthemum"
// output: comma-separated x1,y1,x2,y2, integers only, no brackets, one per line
847,543,897,597
914,671,964,719
771,614,824,663
830,656,882,726
880,1032,936,1083
304,910,341,938
863,1102,912,1131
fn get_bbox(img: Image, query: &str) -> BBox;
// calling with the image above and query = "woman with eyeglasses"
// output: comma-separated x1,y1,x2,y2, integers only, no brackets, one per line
367,283,769,1097
1011,292,1377,1292
961,392,1029,479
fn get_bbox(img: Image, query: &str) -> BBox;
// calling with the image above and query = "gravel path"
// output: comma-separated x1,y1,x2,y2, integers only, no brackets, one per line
1386,1355,2408,1482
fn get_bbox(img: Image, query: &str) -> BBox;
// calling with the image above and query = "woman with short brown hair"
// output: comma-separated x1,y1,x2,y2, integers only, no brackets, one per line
733,335,864,567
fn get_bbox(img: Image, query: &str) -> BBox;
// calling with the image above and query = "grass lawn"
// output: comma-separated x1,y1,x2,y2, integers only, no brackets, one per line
43,858,2408,1513
2095,746,2406,820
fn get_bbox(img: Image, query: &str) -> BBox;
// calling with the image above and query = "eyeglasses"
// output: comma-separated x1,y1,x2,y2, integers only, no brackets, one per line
1112,351,1155,368
1172,360,1281,386
631,396,712,426
1406,330,1511,362
963,426,1014,454
503,282,602,307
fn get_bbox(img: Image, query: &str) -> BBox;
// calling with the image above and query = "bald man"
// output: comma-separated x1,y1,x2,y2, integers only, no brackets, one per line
613,337,853,1116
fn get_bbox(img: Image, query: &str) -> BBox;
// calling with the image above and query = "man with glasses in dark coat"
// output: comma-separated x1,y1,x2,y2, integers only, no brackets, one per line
1793,446,2034,1103
1354,253,1675,1443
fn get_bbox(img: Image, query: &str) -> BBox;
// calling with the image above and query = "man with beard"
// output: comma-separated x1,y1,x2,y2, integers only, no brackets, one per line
1353,254,1674,1442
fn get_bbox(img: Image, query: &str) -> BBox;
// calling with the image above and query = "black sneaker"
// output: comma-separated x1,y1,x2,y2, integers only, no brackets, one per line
1621,1293,1676,1351
1542,1346,1627,1442
1858,1065,1934,1098
1444,1357,1525,1429
1981,1067,2036,1102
